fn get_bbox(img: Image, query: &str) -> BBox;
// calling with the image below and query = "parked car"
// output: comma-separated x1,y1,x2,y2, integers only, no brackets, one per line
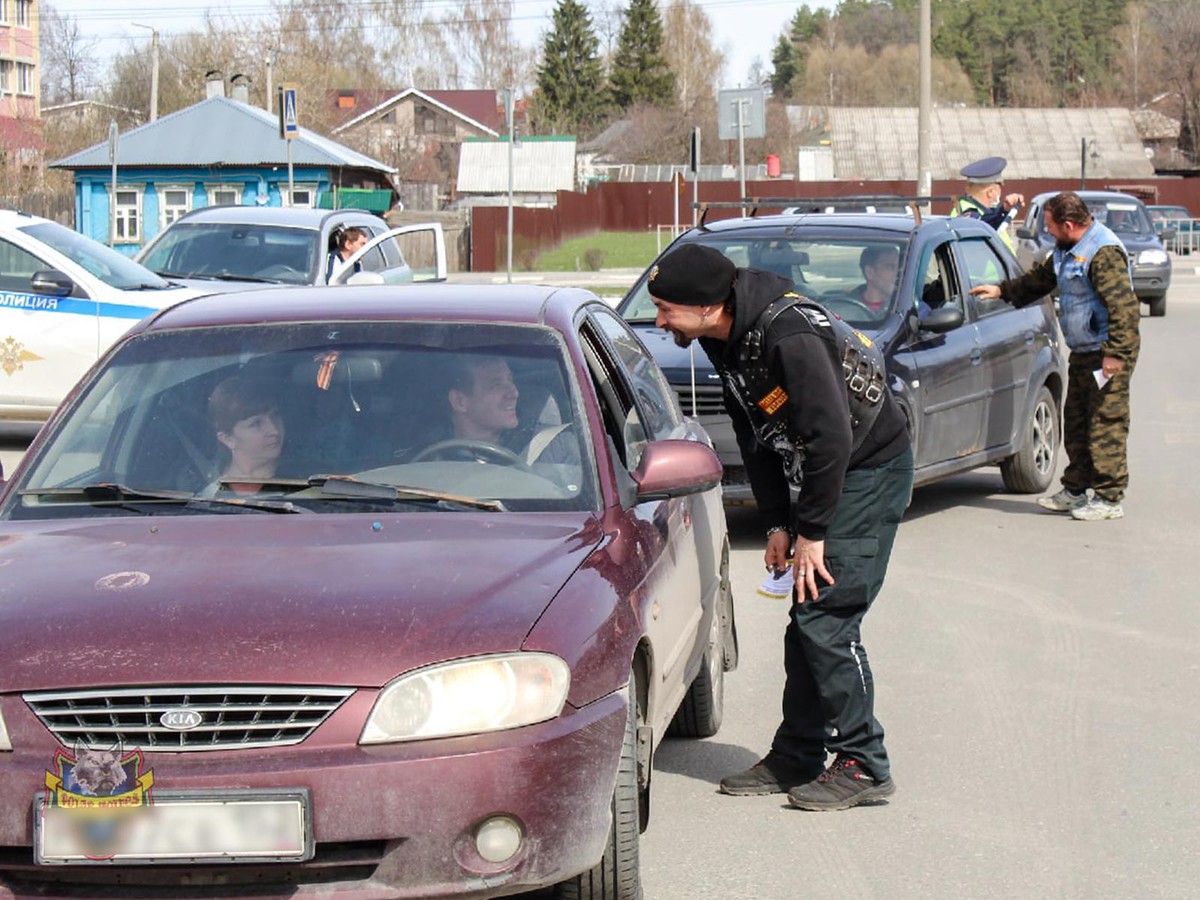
619,211,1067,500
0,283,734,900
1015,190,1171,316
135,207,447,291
0,210,206,432
1147,203,1194,253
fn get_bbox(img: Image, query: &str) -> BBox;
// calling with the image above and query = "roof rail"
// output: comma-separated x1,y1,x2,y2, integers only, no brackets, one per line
692,195,954,226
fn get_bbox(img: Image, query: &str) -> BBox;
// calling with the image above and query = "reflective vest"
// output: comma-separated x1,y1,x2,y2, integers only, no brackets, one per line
952,194,1015,251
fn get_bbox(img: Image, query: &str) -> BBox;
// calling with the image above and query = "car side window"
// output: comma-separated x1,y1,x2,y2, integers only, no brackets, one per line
916,241,959,317
957,238,1009,318
0,237,51,294
588,307,683,441
580,320,649,471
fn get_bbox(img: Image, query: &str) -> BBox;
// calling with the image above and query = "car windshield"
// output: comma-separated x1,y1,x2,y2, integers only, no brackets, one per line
622,235,910,327
1086,201,1154,237
6,321,598,518
18,221,170,290
138,222,319,284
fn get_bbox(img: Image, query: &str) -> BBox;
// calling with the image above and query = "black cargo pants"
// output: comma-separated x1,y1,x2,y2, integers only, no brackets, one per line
772,446,913,782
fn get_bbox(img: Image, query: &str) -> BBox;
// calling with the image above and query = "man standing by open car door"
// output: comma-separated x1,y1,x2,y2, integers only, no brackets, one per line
648,244,913,812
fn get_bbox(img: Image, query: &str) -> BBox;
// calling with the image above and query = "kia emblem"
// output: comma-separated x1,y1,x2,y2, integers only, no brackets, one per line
160,708,203,731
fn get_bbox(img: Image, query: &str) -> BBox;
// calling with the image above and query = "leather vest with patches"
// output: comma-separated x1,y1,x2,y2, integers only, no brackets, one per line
720,293,887,488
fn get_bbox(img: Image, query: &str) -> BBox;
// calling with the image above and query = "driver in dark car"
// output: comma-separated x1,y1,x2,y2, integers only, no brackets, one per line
851,245,900,314
417,355,578,468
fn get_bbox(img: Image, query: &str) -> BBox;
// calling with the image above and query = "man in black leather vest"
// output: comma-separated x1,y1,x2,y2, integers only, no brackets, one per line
649,243,914,811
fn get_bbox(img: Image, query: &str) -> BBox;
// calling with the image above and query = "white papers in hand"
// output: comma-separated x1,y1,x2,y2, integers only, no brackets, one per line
757,566,794,599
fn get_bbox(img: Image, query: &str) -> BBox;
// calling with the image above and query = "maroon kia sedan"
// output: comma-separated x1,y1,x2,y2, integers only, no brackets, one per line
0,285,735,899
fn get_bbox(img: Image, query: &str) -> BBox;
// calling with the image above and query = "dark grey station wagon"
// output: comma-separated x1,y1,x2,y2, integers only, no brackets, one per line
619,211,1069,500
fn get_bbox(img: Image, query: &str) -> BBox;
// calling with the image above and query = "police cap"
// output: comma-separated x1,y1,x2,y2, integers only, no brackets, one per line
647,244,735,307
960,156,1008,185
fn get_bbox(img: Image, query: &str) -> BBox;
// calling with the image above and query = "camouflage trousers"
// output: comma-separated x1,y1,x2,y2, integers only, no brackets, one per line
1062,349,1135,502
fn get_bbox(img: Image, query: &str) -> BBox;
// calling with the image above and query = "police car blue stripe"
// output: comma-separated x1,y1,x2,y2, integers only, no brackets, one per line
0,291,157,320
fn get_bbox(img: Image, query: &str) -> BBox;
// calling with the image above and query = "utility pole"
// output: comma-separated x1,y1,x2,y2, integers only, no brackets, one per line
266,48,276,113
132,23,159,122
503,87,515,284
917,0,932,213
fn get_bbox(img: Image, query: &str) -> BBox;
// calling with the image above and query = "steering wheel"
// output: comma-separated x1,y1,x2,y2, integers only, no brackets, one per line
411,439,531,470
821,292,879,319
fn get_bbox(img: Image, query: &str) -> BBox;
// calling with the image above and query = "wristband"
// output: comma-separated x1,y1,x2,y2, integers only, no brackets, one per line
766,525,792,540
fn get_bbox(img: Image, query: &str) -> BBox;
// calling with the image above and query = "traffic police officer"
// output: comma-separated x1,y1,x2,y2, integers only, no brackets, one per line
952,156,1025,251
648,243,913,811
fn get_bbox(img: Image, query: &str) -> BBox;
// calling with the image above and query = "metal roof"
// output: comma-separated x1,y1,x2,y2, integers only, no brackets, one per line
808,107,1155,181
456,137,577,193
50,96,396,174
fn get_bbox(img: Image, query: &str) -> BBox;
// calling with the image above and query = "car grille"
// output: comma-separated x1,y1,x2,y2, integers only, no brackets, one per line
23,686,354,752
673,383,725,417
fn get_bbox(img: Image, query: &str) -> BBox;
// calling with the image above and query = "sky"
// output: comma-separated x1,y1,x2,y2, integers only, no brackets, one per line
51,0,825,91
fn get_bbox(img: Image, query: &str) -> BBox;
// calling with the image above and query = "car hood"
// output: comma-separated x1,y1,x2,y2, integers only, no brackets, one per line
626,317,888,383
0,513,600,692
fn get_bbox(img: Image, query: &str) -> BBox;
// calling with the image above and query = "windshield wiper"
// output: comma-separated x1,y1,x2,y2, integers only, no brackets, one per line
306,475,506,511
164,272,281,283
20,483,303,514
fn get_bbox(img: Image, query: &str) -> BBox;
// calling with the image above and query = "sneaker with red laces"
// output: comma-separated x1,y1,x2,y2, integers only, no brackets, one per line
787,755,895,811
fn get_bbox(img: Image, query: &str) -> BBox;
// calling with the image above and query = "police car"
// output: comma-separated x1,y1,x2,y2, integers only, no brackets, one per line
0,210,204,432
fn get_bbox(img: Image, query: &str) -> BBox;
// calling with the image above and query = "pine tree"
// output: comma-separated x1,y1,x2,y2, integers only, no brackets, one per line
609,0,675,110
535,0,608,132
770,34,799,98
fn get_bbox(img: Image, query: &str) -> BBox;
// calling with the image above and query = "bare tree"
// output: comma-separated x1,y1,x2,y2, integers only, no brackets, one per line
661,0,722,115
40,3,99,103
1150,0,1200,159
801,43,973,107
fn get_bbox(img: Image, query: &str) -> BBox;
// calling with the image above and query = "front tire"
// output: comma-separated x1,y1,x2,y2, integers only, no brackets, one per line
1147,294,1167,317
1000,385,1059,493
553,673,642,900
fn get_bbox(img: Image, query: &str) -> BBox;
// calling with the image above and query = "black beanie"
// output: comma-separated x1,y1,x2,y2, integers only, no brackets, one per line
647,244,736,306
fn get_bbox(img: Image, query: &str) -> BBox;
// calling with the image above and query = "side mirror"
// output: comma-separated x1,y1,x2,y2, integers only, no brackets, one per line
1015,226,1034,240
632,439,722,501
31,269,75,298
1161,227,1178,242
919,305,965,334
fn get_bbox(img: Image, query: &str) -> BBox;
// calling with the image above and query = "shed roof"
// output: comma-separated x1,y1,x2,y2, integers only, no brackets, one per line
456,137,576,193
802,107,1155,181
50,96,396,174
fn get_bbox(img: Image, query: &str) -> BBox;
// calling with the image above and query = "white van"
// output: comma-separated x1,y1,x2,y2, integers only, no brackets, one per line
0,210,204,432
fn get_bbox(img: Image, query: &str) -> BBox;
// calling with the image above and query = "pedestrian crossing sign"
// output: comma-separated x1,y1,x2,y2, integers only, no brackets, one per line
279,84,299,140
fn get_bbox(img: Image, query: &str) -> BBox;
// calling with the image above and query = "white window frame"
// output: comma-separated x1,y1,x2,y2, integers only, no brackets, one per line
112,187,144,244
157,183,192,229
0,1,9,25
284,183,318,208
16,62,33,95
204,183,241,207
15,0,30,27
0,60,11,94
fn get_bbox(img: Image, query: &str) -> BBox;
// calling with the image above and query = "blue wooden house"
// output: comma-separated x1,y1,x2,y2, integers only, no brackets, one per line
50,94,398,256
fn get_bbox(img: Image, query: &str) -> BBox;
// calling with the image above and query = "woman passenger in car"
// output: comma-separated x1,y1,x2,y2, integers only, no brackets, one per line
202,375,286,495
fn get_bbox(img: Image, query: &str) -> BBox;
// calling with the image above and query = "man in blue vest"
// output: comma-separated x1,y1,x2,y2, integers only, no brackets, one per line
951,156,1025,251
971,191,1139,521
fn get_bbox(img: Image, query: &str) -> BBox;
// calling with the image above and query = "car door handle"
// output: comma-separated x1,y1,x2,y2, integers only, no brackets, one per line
1023,329,1036,344
970,348,983,364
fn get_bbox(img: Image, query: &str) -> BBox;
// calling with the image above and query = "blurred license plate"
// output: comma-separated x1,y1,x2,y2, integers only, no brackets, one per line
34,789,311,864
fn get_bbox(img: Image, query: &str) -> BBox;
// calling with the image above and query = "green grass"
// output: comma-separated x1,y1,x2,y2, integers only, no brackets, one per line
533,231,667,271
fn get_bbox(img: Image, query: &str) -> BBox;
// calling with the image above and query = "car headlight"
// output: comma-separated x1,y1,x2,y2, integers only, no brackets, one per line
1138,249,1169,265
360,653,570,744
0,708,10,751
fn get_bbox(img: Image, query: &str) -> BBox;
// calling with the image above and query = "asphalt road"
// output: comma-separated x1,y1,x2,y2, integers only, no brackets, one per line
3,267,1199,899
